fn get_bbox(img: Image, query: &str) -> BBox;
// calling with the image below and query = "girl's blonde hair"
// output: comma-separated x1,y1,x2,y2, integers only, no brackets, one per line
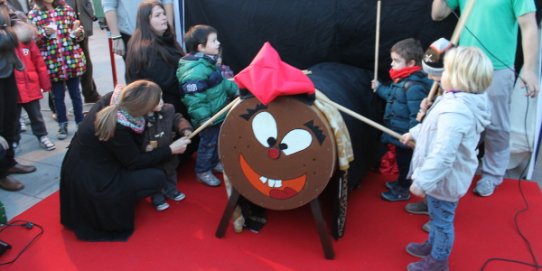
443,46,493,93
95,80,162,141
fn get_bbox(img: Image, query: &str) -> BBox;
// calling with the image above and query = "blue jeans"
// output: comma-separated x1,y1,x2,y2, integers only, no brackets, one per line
427,195,458,260
52,77,84,124
195,124,220,173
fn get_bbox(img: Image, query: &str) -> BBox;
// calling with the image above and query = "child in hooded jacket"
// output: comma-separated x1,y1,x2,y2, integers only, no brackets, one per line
12,19,55,151
176,24,238,187
371,38,432,202
400,46,492,271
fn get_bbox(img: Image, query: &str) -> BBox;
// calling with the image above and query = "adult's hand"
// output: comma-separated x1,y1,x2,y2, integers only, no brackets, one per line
113,39,125,56
520,69,540,98
169,136,191,154
0,136,8,150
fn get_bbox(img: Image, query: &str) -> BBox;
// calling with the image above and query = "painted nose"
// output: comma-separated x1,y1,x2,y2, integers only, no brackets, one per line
267,148,280,160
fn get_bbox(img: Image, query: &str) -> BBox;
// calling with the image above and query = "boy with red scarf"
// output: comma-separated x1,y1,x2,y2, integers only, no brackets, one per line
371,38,432,202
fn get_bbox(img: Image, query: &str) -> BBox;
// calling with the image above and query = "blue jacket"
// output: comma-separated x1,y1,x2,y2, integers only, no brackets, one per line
375,71,432,147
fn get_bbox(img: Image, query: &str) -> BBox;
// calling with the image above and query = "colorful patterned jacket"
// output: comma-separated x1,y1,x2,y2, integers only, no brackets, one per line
28,4,86,82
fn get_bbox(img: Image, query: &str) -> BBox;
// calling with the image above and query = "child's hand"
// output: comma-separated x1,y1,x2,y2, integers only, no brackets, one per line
371,79,380,90
400,133,413,145
169,136,191,154
410,183,425,197
416,98,433,122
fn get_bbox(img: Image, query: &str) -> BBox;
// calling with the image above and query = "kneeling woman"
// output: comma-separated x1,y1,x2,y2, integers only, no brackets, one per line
60,80,191,241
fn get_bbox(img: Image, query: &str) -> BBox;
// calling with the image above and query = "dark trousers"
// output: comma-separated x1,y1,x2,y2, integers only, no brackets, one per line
52,78,84,124
195,124,220,173
79,37,100,103
396,147,413,189
14,99,49,144
0,74,19,178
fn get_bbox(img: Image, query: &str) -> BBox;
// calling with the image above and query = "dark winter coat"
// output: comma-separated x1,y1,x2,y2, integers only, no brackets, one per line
60,92,173,241
142,103,192,177
375,71,432,147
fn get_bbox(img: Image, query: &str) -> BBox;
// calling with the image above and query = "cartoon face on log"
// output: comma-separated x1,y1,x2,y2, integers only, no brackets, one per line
219,96,336,210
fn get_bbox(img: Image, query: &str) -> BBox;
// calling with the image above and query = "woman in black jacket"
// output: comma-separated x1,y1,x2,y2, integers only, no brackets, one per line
59,80,191,241
125,0,185,116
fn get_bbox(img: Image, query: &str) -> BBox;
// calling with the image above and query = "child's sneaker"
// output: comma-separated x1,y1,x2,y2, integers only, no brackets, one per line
473,177,498,197
213,162,224,173
385,180,399,190
39,136,56,151
405,200,429,215
196,171,221,187
57,123,68,140
406,241,432,258
381,187,410,202
165,190,186,202
407,255,449,271
154,201,170,211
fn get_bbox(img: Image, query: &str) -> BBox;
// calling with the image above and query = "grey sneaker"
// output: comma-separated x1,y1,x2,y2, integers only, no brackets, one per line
473,178,497,197
405,200,428,215
213,162,224,173
39,136,56,151
196,171,221,187
165,190,186,202
422,221,430,233
406,241,432,258
57,123,68,140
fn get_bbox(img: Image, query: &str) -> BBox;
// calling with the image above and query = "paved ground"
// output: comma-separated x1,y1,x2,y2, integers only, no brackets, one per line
2,23,542,222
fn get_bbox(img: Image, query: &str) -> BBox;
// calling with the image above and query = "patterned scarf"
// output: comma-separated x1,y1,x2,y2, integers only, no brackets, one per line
110,85,146,134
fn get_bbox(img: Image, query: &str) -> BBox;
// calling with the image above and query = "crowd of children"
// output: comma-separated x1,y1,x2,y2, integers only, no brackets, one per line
2,0,539,270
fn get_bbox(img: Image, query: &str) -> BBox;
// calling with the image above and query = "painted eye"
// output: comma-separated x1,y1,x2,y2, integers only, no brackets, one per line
280,129,312,156
252,112,277,147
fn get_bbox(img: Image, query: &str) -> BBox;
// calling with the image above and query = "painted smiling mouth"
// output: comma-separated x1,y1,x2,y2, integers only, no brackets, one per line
239,154,306,200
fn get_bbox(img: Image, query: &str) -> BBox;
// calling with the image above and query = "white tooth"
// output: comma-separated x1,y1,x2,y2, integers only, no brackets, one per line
259,176,268,183
268,179,282,188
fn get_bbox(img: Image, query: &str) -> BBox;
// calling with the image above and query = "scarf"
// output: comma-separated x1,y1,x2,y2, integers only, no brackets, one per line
110,84,146,134
389,66,421,83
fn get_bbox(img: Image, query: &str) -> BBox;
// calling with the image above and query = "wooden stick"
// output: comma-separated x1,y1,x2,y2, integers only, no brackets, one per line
425,0,477,103
187,97,242,139
373,0,381,83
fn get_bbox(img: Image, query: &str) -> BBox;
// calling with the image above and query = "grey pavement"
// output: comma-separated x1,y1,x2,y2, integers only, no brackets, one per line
2,23,542,222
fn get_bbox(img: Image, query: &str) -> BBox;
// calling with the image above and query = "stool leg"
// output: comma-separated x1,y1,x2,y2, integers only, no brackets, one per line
310,199,335,259
215,188,241,238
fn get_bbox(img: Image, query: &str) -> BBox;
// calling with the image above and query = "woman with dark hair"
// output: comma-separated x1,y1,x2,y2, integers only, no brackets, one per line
0,3,36,192
125,0,186,117
60,80,191,241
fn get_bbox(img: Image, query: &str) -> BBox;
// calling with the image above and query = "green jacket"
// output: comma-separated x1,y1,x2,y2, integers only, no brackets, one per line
176,53,239,128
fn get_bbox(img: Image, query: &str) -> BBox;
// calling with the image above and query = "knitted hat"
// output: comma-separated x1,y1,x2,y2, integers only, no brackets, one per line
422,38,453,77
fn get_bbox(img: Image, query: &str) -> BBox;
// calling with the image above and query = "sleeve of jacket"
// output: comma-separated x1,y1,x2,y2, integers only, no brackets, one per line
27,11,47,48
405,84,427,128
30,42,52,91
178,62,213,125
374,84,393,100
104,126,172,170
223,77,240,97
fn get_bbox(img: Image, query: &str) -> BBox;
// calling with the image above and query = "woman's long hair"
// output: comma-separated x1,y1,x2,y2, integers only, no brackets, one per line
126,0,183,81
0,4,19,68
94,80,162,141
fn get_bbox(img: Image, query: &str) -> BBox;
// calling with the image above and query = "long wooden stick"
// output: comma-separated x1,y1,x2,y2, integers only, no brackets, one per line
188,97,242,139
426,0,477,103
316,90,415,148
373,0,381,83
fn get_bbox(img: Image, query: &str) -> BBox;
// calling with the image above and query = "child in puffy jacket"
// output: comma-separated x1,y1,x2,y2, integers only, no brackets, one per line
176,24,238,187
12,20,55,151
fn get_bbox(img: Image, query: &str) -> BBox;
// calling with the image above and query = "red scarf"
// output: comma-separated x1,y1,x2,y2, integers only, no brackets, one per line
389,66,421,83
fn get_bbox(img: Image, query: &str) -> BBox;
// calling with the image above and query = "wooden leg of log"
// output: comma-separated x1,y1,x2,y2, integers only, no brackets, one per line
310,198,335,259
215,188,241,238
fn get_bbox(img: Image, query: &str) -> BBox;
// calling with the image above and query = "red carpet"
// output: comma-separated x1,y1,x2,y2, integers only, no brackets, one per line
2,165,542,270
